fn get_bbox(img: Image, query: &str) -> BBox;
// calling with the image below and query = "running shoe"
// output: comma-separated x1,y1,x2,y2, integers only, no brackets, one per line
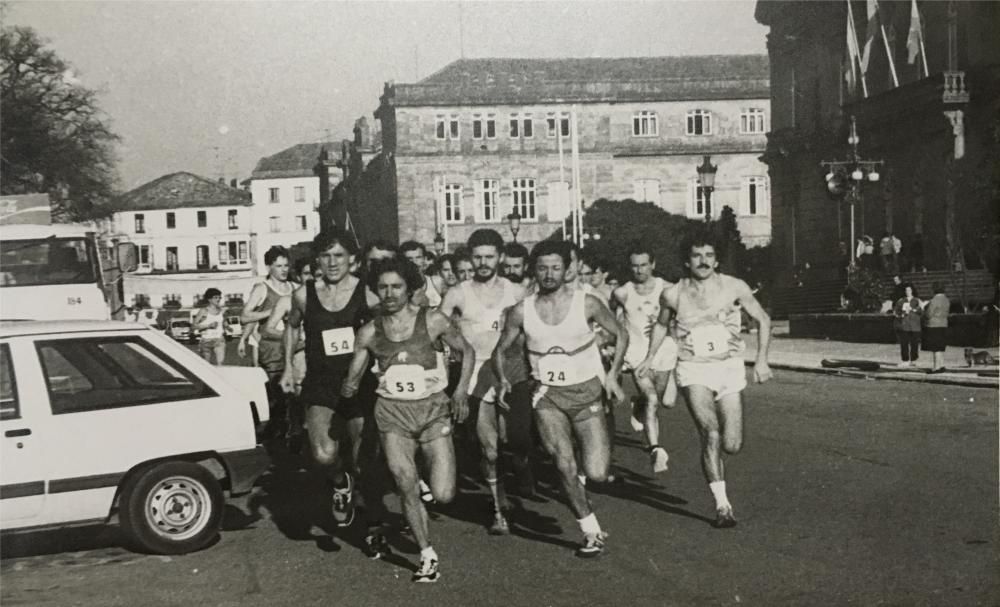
363,530,391,560
419,479,435,504
574,531,607,558
713,506,738,529
650,446,670,474
412,556,440,583
332,473,355,527
488,511,511,536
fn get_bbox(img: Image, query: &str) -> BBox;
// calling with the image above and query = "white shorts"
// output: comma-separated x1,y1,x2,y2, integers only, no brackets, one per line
675,358,746,401
625,336,678,372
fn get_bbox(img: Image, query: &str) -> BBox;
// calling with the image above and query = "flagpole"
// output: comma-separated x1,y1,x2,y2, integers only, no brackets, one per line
441,175,449,251
558,124,566,241
919,29,929,78
874,0,900,86
847,0,869,98
570,107,583,246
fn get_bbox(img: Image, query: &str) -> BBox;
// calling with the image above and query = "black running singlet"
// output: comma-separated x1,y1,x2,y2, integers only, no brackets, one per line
303,278,372,381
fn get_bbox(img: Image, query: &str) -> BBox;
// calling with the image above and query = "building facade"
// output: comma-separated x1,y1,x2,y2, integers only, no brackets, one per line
755,0,999,309
375,56,772,249
114,172,256,309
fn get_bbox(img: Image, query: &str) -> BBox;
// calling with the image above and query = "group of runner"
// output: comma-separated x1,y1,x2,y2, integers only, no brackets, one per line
237,226,773,583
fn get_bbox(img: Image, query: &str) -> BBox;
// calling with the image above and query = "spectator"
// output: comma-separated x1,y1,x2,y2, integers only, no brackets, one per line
879,231,900,274
892,283,922,368
922,282,950,373
890,275,906,301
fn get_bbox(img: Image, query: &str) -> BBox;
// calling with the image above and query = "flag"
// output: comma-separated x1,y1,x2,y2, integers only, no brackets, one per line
860,0,879,73
906,0,923,65
845,4,858,94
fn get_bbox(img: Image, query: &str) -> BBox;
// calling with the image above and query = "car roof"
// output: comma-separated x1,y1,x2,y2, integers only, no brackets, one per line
0,320,149,338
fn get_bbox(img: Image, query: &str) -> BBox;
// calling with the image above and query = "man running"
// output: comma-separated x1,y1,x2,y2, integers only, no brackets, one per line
637,233,772,528
341,258,474,583
501,242,529,284
439,229,527,534
492,240,628,557
278,232,388,553
612,244,678,474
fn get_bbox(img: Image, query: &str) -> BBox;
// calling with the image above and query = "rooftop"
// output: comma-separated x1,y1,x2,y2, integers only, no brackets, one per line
116,172,250,212
390,55,770,106
251,141,345,180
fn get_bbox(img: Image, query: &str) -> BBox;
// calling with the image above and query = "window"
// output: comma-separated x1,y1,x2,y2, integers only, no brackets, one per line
133,294,150,308
134,214,145,233
686,109,712,135
509,114,519,138
36,337,213,415
689,180,712,218
195,245,209,269
523,114,533,138
165,247,178,271
509,113,534,138
294,186,306,202
632,179,662,205
741,108,766,134
444,184,463,224
218,241,249,266
435,115,447,139
197,210,207,228
476,179,500,223
486,114,496,139
0,344,19,421
166,212,176,229
472,114,495,139
295,215,307,231
742,177,769,216
632,111,658,137
228,209,238,230
547,112,570,138
512,178,537,221
268,187,280,204
546,181,570,221
269,216,281,233
449,115,459,139
138,245,151,269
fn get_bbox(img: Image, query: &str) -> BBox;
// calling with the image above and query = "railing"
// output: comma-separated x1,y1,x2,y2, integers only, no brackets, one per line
942,71,969,104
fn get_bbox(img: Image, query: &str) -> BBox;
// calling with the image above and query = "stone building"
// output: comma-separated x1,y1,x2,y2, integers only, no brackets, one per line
373,56,773,249
755,0,999,312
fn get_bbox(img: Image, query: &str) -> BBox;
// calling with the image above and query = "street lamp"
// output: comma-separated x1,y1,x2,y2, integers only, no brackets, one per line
507,210,522,242
433,230,446,255
821,116,883,265
696,155,718,223
581,229,601,247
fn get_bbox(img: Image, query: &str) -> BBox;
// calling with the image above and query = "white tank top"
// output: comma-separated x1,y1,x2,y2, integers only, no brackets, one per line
200,310,225,340
458,278,520,362
622,278,668,362
424,276,442,308
523,289,604,386
673,275,745,363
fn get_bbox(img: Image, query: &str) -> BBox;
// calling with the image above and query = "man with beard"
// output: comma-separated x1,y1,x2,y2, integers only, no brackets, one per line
438,229,527,533
492,240,628,557
637,233,772,528
612,244,678,474
501,242,529,284
341,258,474,582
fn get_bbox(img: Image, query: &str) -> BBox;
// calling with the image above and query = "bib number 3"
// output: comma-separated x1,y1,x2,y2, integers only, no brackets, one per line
322,327,355,356
690,325,730,359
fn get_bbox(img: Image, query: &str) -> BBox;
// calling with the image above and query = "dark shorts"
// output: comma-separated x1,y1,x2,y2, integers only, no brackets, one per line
532,376,604,423
375,392,453,443
258,338,285,376
299,371,377,420
922,327,947,352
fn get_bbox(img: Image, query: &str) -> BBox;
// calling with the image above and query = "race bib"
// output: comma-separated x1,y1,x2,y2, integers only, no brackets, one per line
475,311,503,334
383,364,427,397
537,354,577,386
689,325,730,359
322,327,355,357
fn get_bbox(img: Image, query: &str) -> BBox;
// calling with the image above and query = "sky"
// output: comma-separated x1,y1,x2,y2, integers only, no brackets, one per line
8,1,769,191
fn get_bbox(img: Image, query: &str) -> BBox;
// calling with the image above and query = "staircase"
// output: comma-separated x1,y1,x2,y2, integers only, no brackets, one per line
772,276,847,318
888,269,996,309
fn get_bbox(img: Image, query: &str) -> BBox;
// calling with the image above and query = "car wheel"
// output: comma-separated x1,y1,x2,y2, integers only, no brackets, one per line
119,461,224,555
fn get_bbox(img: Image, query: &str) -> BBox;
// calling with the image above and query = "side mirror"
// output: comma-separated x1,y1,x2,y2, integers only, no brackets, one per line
117,242,138,272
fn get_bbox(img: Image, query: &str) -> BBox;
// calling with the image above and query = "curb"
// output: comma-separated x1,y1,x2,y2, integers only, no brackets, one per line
746,360,998,389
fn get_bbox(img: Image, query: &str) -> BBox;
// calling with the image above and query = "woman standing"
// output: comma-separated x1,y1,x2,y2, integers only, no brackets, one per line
893,283,923,367
923,282,951,373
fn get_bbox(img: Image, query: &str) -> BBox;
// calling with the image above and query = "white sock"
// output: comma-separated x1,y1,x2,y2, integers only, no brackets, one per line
709,481,731,511
576,513,602,536
420,546,438,561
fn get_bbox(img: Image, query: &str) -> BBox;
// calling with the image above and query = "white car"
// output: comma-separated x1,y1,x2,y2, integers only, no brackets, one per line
0,320,270,554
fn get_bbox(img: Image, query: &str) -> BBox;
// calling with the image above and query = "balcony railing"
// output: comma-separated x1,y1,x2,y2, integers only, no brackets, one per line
942,71,969,104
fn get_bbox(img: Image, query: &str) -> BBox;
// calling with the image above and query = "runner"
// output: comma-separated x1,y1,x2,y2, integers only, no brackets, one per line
454,253,474,283
612,244,678,474
240,246,296,435
637,233,772,528
341,257,475,583
401,240,444,307
438,229,527,534
193,288,226,365
492,240,628,557
278,231,389,555
501,242,529,284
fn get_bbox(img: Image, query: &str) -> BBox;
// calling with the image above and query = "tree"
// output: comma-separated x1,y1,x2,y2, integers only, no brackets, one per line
1,25,120,221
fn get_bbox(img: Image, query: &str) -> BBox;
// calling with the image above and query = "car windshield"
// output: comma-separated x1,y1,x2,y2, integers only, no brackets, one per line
0,238,96,287
172,321,191,328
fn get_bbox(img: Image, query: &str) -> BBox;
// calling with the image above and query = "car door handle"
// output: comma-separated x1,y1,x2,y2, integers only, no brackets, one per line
5,428,31,437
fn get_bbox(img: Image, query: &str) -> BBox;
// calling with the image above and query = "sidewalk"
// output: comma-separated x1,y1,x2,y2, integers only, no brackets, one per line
742,321,999,389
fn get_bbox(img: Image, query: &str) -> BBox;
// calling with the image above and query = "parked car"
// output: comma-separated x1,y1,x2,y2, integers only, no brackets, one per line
0,320,270,554
224,315,243,339
166,318,192,342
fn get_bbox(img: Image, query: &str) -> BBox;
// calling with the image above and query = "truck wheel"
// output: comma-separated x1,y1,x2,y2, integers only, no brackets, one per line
119,461,224,554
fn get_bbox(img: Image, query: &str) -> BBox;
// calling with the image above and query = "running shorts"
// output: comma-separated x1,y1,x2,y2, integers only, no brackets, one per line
258,338,285,377
375,391,453,443
675,357,747,401
532,376,604,422
299,371,376,419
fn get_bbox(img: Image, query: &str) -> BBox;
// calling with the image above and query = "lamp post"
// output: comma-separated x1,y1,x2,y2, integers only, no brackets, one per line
433,230,446,256
506,210,522,242
581,228,601,248
696,155,718,223
821,116,882,266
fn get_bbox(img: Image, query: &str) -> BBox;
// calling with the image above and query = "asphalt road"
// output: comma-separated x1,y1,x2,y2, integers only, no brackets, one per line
2,370,997,606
